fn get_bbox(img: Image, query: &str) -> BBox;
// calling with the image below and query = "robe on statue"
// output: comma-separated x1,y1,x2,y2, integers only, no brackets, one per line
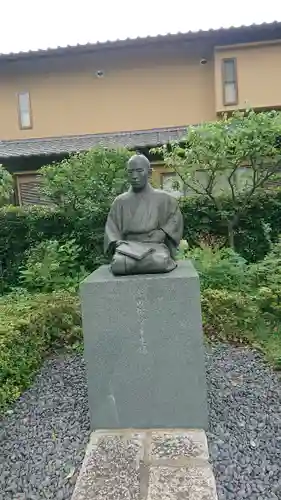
104,184,183,275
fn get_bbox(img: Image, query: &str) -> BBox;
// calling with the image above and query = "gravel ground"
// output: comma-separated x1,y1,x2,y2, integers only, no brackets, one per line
0,344,280,500
206,345,281,500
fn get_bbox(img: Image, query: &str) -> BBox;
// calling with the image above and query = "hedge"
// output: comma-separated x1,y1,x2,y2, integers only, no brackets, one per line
1,189,281,290
0,206,106,291
2,283,280,414
0,290,81,414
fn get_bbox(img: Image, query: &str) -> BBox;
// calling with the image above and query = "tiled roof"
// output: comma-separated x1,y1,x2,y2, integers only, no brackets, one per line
0,21,280,60
0,126,187,158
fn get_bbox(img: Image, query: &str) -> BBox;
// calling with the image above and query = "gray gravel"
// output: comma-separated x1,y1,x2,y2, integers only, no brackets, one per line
0,355,91,500
206,345,281,500
0,344,280,500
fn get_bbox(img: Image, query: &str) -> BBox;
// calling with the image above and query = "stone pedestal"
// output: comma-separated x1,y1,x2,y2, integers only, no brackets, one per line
80,260,208,430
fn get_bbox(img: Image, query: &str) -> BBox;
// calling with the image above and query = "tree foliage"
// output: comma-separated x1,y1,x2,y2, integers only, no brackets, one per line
153,110,281,247
40,147,132,213
0,165,13,207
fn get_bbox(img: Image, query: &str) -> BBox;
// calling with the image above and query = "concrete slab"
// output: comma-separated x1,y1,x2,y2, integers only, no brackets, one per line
150,429,209,462
71,432,143,500
147,465,218,500
71,430,218,500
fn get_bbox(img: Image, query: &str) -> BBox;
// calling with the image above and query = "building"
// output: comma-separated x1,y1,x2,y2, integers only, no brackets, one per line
0,21,281,205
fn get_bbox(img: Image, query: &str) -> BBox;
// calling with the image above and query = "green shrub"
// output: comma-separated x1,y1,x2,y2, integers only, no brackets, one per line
181,242,247,291
0,205,106,290
19,239,87,293
201,287,281,368
180,243,262,342
255,286,281,321
257,326,281,369
201,288,261,343
2,188,281,291
246,238,281,322
0,165,13,206
180,239,281,368
0,290,81,414
247,237,281,286
180,188,281,261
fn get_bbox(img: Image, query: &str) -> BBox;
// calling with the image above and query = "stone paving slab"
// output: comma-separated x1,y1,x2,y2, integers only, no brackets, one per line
150,430,209,462
71,429,218,500
147,466,217,500
71,432,143,500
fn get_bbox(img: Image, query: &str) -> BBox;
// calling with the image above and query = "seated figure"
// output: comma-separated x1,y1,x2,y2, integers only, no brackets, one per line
104,154,183,275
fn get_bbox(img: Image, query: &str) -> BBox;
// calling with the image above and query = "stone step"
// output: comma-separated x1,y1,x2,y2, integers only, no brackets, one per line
71,429,218,500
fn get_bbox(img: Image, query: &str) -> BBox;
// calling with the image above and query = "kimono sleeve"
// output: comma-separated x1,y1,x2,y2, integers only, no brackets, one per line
104,198,123,255
160,196,183,247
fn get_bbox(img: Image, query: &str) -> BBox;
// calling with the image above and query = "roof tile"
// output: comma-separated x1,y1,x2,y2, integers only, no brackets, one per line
0,21,280,60
0,126,187,158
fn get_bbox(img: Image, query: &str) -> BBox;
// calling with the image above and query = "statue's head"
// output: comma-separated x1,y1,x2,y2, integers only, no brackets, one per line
127,154,150,192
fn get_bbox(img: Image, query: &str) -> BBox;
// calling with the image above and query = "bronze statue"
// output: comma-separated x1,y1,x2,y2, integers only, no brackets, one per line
104,154,183,275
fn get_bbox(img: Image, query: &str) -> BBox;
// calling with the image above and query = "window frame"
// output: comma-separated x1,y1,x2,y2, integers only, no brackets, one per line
222,58,238,106
17,91,33,130
160,171,186,197
160,171,177,190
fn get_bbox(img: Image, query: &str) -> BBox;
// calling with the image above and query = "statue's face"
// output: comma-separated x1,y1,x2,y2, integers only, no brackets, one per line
127,157,149,191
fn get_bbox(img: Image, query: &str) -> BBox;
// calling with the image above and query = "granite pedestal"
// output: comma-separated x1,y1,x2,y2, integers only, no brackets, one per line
80,260,208,430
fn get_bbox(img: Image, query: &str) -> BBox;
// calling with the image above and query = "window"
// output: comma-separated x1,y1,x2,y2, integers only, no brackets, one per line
160,172,184,198
16,173,51,206
222,58,238,106
17,92,32,129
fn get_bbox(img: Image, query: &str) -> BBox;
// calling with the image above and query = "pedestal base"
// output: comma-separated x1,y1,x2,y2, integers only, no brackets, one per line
80,261,208,430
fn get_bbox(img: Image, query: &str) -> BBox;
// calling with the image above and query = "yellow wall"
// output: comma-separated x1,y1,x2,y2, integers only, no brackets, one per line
1,39,281,143
0,43,215,140
214,41,281,111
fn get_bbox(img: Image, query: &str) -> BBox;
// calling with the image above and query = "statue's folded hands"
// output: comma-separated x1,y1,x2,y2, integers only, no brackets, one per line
145,228,166,243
